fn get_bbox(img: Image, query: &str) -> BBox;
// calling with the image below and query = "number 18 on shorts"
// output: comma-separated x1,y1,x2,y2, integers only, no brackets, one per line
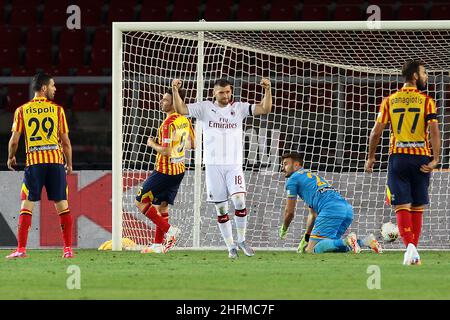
205,165,246,202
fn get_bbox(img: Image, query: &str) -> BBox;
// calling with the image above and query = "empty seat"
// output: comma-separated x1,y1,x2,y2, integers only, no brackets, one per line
89,46,111,73
139,0,169,21
9,0,41,5
8,6,38,26
92,27,111,51
52,84,73,107
71,85,102,111
4,85,31,112
333,5,362,20
9,66,34,76
108,0,134,7
46,66,67,76
26,27,54,51
0,27,22,49
302,0,332,5
203,0,233,21
58,47,86,72
397,4,426,20
75,66,98,76
42,0,71,8
374,4,395,20
41,5,70,27
59,28,87,50
269,0,298,20
301,5,329,21
430,3,450,20
24,48,55,70
106,5,137,23
0,48,20,67
333,0,364,4
170,0,201,21
75,4,104,26
236,0,266,20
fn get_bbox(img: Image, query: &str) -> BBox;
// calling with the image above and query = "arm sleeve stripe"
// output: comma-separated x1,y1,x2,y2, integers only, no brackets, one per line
425,113,437,122
161,123,173,148
425,97,430,115
249,104,253,116
18,107,24,132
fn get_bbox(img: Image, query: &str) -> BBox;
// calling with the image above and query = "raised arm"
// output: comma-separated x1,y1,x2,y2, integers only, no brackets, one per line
365,121,387,173
253,78,272,116
171,79,189,115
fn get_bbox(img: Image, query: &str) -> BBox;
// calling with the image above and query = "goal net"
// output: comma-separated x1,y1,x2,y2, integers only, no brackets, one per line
113,21,450,251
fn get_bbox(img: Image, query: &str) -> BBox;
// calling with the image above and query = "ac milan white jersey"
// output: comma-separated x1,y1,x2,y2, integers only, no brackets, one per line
187,100,256,165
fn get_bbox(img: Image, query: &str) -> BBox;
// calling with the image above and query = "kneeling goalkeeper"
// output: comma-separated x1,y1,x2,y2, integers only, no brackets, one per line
278,152,382,254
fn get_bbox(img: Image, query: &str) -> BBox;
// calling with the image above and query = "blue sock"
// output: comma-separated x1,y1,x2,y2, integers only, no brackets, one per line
313,239,350,253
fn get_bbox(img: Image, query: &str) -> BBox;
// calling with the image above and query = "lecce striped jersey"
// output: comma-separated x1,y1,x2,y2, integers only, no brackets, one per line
11,97,69,166
377,86,438,156
155,112,195,175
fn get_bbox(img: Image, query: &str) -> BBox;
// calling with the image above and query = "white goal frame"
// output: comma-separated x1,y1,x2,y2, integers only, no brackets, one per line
112,20,450,251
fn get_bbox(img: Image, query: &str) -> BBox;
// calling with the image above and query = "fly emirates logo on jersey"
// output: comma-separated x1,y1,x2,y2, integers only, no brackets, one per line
208,117,238,129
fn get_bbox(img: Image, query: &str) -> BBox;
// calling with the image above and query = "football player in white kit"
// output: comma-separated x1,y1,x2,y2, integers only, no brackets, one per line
172,78,272,258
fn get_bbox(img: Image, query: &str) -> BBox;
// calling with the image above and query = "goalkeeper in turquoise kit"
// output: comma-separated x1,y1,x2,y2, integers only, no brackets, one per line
279,152,382,254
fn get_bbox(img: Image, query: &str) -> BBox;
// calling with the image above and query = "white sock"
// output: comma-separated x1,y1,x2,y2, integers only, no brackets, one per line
218,220,234,250
234,215,247,243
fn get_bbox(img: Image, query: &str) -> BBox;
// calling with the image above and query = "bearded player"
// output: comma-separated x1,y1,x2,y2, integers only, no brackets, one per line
6,72,74,259
365,60,441,265
136,88,195,254
172,78,272,259
279,153,382,254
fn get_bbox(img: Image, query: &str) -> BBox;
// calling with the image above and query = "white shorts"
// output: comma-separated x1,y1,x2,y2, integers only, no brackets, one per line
205,165,246,203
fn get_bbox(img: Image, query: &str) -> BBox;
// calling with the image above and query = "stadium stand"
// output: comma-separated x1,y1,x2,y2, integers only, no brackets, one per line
431,2,450,20
203,0,235,21
139,0,170,21
0,0,448,169
71,84,103,111
171,0,202,21
236,0,268,20
269,0,298,21
7,5,39,26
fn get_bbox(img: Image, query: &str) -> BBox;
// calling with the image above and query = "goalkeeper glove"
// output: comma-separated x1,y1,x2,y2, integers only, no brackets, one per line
297,233,310,253
279,225,288,240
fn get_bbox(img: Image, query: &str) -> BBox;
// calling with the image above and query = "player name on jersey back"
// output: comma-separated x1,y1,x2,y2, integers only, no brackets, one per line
25,105,56,115
377,87,437,156
12,97,68,166
188,100,255,166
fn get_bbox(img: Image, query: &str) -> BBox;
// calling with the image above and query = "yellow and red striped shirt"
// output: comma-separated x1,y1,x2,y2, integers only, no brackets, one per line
155,112,195,175
12,97,69,166
377,86,438,156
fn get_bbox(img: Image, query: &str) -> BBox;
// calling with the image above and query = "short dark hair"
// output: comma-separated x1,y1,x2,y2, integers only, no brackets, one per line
167,87,186,100
32,72,52,92
281,152,303,165
401,60,425,82
214,78,233,88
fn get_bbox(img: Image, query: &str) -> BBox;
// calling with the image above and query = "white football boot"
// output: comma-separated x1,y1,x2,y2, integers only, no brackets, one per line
345,232,361,254
403,243,421,265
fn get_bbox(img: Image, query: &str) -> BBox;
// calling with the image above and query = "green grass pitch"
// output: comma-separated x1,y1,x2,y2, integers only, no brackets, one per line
1,249,449,300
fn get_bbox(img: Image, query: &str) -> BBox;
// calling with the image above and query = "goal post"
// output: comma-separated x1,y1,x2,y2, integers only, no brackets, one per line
112,21,450,251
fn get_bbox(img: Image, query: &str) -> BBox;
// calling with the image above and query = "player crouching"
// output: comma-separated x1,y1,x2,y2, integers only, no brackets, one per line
278,152,382,254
